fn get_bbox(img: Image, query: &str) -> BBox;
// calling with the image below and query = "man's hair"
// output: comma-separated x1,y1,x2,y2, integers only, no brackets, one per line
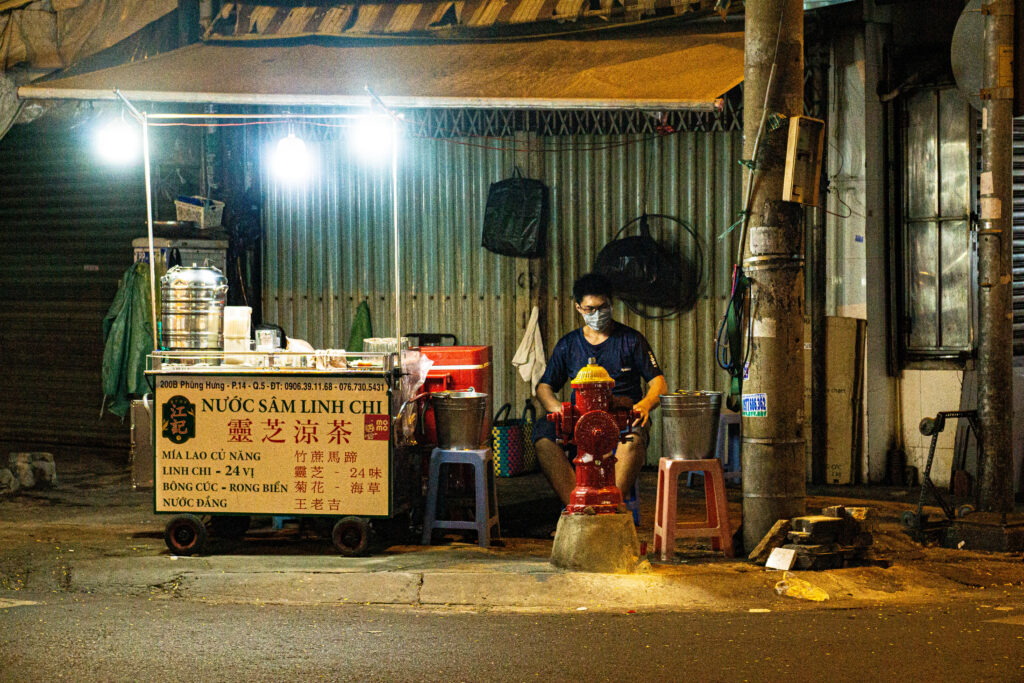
572,273,612,304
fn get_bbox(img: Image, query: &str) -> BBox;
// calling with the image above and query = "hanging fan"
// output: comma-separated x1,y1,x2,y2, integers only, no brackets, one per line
594,213,706,319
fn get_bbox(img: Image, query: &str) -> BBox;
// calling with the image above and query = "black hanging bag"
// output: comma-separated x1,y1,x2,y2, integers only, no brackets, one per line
482,167,548,258
594,214,687,309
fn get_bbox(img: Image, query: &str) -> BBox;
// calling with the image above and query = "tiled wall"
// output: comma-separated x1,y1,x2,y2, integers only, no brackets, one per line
899,370,963,487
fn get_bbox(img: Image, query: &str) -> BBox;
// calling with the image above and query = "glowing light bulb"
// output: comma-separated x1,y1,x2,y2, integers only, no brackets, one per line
94,119,140,164
272,132,311,182
349,115,394,162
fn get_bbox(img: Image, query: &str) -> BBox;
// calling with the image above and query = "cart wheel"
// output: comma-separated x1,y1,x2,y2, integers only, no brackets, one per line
210,515,250,540
955,504,975,519
900,510,920,529
332,516,370,556
165,514,208,555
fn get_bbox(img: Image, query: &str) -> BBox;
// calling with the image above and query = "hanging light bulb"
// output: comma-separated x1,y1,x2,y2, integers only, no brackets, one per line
349,114,394,162
94,115,140,165
272,130,311,182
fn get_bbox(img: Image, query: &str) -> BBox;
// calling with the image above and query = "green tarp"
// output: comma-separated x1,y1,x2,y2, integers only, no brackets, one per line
101,262,156,418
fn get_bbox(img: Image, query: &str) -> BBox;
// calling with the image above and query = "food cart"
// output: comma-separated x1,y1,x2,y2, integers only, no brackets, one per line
124,97,420,556
149,349,422,556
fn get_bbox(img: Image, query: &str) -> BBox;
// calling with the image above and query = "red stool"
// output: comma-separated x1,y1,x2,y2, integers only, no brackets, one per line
652,457,733,560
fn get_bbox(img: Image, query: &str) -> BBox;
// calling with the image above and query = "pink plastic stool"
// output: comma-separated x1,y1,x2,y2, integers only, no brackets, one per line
652,457,733,560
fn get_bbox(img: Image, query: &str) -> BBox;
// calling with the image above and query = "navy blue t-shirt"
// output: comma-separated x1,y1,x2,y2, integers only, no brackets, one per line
539,323,663,403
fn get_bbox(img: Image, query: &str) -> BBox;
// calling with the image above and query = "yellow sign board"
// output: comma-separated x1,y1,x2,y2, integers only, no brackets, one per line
154,374,391,516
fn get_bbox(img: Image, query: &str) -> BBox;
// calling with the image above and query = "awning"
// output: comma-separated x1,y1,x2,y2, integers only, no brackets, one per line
18,25,743,110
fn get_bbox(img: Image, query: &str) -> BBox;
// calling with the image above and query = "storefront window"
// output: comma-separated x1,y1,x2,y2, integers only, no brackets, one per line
900,87,973,358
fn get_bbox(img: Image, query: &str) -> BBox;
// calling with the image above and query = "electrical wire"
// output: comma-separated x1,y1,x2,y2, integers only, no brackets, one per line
713,2,788,391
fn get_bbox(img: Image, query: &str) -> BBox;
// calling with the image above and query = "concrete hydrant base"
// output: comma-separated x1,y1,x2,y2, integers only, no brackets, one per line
550,512,641,573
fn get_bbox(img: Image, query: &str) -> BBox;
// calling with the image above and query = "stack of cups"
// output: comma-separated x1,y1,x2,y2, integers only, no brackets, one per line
223,306,252,364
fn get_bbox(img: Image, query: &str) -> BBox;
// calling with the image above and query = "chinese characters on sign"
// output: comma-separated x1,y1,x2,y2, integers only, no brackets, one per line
155,376,390,516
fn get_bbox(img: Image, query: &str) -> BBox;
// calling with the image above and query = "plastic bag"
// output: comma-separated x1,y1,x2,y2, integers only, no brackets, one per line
594,215,689,308
774,572,830,601
482,168,548,258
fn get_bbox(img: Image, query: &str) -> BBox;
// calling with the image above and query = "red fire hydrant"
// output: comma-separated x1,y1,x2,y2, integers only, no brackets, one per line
547,358,639,514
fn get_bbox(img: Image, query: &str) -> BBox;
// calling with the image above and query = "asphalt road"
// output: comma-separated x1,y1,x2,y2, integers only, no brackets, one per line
2,593,1022,682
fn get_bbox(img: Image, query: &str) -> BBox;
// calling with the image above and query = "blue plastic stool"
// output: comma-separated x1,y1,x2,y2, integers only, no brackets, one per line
623,480,641,526
422,448,500,547
687,410,742,487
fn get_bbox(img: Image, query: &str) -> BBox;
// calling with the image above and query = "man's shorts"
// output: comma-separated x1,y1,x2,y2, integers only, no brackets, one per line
532,413,650,455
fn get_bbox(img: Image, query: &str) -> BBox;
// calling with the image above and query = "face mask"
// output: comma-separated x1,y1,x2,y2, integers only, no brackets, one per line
582,307,612,331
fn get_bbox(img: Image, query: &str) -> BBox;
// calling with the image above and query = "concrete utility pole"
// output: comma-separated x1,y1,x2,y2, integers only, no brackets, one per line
741,0,806,551
977,0,1014,515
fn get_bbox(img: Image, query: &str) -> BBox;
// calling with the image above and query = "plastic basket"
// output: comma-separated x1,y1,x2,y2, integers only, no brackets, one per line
174,195,225,228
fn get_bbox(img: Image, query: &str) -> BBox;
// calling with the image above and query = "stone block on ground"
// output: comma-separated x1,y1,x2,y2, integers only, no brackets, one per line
844,507,877,531
0,467,19,496
9,452,31,467
11,461,34,489
30,459,57,488
748,519,792,564
550,512,641,573
782,543,845,570
790,515,844,544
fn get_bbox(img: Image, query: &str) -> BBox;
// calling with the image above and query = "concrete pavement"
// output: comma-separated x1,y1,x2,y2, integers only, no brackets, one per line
1,458,1022,612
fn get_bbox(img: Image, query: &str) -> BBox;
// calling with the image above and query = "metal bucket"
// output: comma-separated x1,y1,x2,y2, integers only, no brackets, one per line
661,390,723,460
160,264,228,350
431,390,488,450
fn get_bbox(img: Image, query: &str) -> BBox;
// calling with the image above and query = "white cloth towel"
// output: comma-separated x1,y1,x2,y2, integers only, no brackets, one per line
511,305,547,394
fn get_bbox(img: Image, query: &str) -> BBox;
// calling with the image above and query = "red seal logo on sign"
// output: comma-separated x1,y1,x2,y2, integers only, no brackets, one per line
364,415,390,441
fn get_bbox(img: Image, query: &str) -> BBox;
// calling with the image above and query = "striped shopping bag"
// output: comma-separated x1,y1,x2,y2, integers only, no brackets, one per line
491,402,537,477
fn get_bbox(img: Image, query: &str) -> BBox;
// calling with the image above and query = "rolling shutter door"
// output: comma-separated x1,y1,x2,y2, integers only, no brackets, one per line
0,121,145,458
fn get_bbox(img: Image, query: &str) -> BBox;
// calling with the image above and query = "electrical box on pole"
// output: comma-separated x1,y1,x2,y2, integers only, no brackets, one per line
782,116,825,207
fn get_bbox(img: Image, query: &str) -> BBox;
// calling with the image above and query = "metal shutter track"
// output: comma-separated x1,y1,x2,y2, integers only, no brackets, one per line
1014,119,1024,355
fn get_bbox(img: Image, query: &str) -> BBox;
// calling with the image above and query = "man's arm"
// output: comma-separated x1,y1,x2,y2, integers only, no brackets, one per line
632,374,668,427
536,382,563,414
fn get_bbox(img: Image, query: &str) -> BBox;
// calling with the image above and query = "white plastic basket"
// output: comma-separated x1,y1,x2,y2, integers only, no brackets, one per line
174,195,225,228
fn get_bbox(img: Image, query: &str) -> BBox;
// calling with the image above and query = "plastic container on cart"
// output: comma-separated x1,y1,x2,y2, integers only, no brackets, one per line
174,195,225,229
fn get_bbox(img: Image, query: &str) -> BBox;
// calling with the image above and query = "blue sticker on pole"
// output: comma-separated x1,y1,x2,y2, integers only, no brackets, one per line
743,362,750,380
741,393,768,417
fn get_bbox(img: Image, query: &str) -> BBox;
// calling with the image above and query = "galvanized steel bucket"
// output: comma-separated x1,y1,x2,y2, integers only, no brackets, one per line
661,390,723,460
431,390,488,450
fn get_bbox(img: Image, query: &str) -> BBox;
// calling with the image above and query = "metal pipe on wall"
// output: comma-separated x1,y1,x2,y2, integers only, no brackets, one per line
977,0,1015,515
741,0,806,551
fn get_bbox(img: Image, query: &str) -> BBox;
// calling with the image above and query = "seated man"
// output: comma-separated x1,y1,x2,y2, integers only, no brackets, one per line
532,272,668,505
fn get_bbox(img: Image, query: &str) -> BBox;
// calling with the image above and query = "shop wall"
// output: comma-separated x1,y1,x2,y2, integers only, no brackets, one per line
899,369,963,488
262,128,743,465
824,17,896,483
0,121,144,458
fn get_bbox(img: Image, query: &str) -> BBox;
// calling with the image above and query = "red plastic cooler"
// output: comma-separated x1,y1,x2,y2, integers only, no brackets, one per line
417,345,492,446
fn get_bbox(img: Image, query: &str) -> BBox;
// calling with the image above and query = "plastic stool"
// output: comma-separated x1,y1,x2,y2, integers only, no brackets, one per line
422,448,500,547
623,480,641,526
687,410,742,486
653,457,733,560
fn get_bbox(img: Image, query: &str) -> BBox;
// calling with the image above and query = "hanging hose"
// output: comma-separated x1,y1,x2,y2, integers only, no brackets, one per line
714,264,752,411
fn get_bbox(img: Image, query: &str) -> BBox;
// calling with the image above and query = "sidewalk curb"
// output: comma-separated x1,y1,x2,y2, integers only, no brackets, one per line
58,551,1024,611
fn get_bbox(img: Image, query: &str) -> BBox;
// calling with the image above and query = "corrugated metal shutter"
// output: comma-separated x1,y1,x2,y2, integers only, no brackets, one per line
1013,118,1024,355
263,131,520,413
0,122,144,457
263,128,743,464
542,132,743,463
